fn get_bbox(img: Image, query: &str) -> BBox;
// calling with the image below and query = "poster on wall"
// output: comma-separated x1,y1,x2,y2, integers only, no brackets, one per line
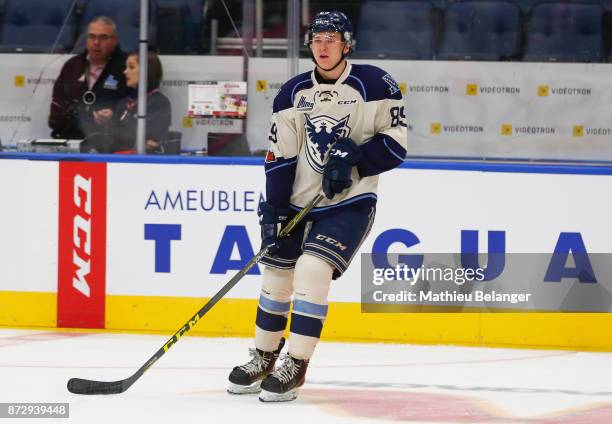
188,81,247,118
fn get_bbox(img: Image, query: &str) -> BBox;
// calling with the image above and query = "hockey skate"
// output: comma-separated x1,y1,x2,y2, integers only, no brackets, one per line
227,338,285,394
259,354,309,402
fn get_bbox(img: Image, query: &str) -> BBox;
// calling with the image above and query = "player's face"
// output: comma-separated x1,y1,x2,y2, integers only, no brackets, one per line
87,22,118,65
310,32,349,69
124,55,139,88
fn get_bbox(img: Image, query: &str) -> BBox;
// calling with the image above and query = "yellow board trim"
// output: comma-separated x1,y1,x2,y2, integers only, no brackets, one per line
2,291,612,351
106,295,612,351
0,291,56,327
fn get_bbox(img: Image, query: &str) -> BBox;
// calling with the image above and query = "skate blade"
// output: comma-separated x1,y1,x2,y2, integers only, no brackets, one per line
258,389,298,402
227,381,262,395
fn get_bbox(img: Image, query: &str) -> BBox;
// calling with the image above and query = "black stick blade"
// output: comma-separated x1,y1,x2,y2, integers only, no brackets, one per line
67,378,126,395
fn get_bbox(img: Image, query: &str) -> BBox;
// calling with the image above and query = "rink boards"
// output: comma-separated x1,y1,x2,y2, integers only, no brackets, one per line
1,155,612,350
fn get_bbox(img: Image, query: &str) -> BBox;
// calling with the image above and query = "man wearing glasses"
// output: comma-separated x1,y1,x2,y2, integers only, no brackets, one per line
49,16,128,142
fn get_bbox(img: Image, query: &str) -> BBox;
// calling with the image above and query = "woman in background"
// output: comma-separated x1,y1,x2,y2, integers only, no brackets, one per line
87,51,171,153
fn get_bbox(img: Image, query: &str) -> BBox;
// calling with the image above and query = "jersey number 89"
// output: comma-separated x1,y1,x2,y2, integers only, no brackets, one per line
390,106,406,128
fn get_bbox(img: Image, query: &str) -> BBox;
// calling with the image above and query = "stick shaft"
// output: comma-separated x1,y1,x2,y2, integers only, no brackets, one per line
67,193,324,395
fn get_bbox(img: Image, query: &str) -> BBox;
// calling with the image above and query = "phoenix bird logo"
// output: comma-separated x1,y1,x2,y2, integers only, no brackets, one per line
304,114,351,173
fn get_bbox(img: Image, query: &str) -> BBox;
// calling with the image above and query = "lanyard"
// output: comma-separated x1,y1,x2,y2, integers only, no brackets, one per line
82,62,97,110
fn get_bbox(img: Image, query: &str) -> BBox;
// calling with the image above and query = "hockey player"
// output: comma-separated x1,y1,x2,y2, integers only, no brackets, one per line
228,11,407,402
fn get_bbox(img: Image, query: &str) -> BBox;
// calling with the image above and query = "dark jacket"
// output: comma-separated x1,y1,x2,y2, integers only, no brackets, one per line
83,89,172,153
49,46,128,139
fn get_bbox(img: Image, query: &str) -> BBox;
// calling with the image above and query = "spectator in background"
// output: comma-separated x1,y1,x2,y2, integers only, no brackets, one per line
49,16,128,140
110,51,171,153
82,51,171,153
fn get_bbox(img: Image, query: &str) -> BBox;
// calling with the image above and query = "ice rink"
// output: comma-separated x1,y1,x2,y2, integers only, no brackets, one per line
1,328,612,423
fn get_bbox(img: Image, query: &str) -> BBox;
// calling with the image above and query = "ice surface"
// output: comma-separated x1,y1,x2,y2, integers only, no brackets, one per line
1,329,611,423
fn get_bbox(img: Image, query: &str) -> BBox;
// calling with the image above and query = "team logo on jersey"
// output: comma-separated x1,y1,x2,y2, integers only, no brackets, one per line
382,74,400,96
304,114,351,173
315,90,339,103
296,96,314,111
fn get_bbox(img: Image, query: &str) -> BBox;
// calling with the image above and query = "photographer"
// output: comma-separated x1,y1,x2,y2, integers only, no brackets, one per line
48,16,128,140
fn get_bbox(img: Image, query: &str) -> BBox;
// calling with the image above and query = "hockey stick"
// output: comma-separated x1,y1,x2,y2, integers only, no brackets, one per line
67,193,325,395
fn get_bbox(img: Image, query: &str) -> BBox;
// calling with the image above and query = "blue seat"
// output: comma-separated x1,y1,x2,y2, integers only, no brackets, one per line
80,0,158,52
0,0,76,52
157,0,204,53
514,0,612,13
355,0,435,59
524,2,604,62
438,1,521,60
184,0,205,46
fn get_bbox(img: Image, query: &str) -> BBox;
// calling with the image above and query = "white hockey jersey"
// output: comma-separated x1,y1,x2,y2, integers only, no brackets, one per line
264,62,407,215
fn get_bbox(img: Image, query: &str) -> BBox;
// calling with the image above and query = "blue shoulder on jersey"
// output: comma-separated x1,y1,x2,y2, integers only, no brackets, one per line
272,71,314,113
343,64,403,102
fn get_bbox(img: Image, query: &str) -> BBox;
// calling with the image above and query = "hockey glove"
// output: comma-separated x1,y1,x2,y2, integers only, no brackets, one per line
258,201,291,255
322,137,363,199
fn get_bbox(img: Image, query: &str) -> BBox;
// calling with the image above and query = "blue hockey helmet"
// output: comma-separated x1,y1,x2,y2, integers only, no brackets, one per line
305,11,355,51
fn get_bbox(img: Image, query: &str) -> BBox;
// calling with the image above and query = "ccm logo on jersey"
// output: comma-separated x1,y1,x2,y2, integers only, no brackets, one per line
338,100,357,105
73,174,93,297
316,234,348,251
330,148,348,158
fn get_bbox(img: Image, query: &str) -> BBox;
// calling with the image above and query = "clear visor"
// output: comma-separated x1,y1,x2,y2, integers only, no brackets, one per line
309,32,345,46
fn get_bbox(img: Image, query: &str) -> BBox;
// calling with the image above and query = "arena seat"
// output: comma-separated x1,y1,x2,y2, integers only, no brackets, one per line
524,2,604,62
157,0,204,53
438,1,521,61
355,0,436,59
184,0,206,47
0,0,77,53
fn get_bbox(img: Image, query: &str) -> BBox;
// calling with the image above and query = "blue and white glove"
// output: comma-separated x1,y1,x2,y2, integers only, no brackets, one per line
322,137,362,199
258,201,290,254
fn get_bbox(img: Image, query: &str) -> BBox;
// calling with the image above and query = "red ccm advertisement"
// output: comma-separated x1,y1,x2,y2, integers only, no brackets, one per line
57,162,107,328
